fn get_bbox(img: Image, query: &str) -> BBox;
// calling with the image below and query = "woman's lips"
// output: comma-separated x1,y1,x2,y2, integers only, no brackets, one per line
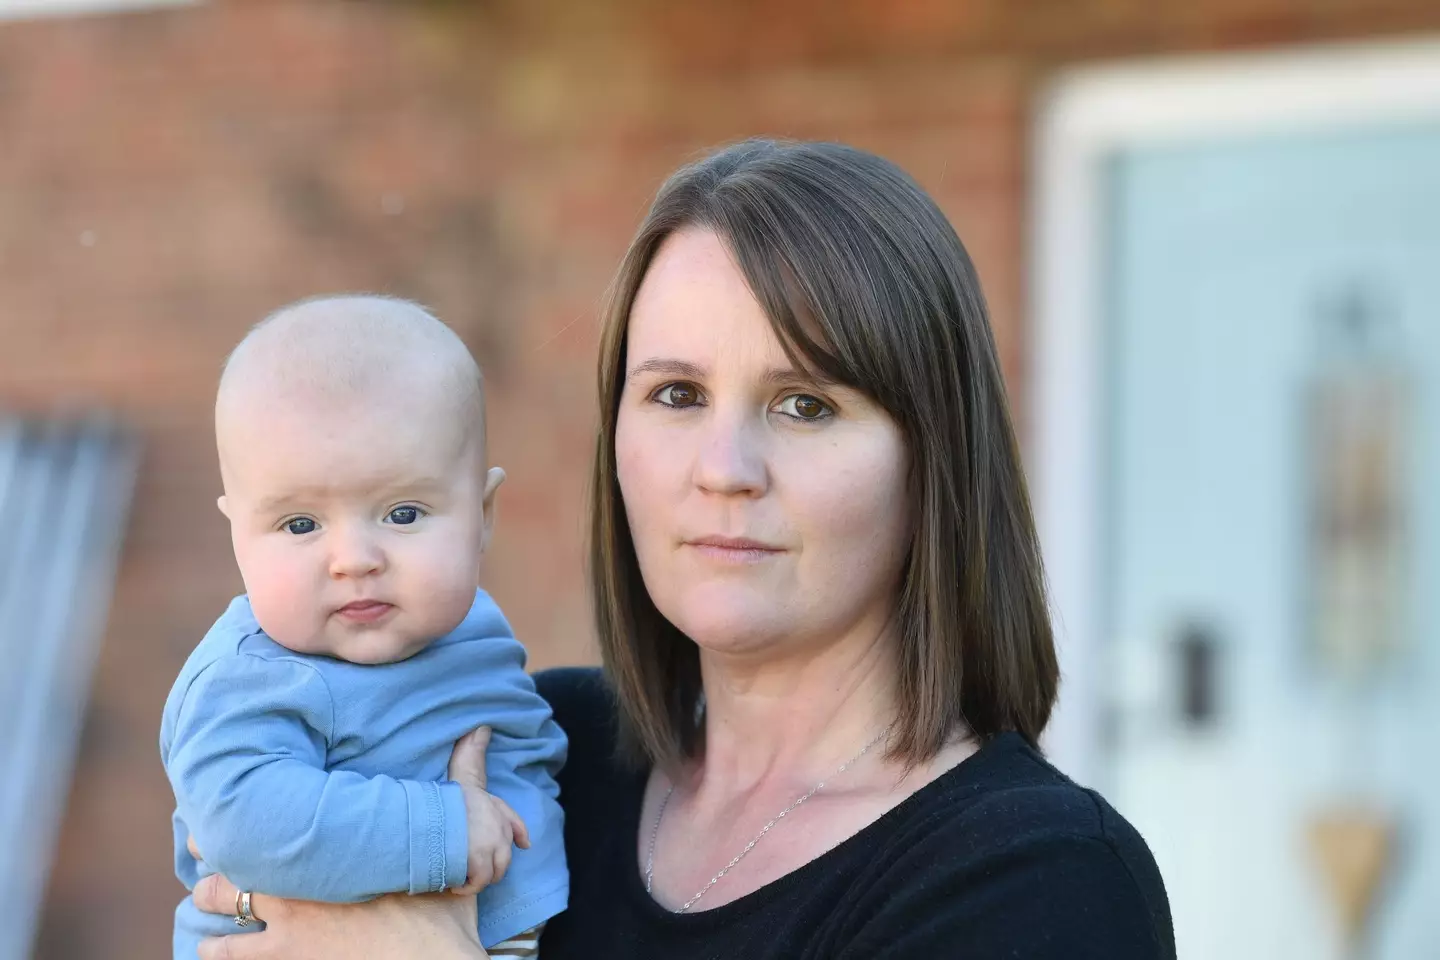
335,600,395,624
684,536,784,563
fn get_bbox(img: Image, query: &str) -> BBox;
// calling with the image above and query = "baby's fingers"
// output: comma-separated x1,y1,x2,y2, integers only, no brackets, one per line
491,796,531,850
453,858,492,897
492,841,513,886
448,726,492,791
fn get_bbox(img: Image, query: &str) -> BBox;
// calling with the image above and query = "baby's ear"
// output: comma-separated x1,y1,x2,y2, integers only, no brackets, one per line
215,495,230,519
480,467,505,551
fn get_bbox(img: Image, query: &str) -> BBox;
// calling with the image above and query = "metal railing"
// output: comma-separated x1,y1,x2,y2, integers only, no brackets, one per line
0,417,139,960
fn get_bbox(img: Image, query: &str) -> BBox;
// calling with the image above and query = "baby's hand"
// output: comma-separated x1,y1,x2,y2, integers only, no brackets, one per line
448,726,531,897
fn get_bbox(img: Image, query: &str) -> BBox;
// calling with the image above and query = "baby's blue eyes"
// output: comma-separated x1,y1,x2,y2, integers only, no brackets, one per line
280,507,424,534
388,506,420,525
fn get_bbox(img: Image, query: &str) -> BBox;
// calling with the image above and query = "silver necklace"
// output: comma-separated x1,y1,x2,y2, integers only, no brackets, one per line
644,726,892,913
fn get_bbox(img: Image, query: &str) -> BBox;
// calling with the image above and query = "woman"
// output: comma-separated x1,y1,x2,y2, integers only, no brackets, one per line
193,138,1174,959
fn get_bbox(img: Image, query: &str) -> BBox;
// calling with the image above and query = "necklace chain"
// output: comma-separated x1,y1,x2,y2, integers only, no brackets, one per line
644,726,892,914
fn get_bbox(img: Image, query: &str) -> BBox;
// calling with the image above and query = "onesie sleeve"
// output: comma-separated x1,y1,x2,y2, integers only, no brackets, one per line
164,654,469,901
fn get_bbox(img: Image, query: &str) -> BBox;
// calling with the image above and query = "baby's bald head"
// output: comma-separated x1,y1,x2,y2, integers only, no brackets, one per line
214,295,505,664
216,295,486,476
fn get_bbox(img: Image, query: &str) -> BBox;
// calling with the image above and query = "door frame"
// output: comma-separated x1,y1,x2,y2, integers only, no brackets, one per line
0,0,196,21
1029,36,1440,786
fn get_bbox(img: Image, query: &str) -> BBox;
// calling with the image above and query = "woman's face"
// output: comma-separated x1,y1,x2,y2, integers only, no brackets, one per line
616,227,912,661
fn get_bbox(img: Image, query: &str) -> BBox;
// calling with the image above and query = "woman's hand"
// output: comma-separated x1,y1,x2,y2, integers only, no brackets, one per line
192,877,483,960
189,727,499,959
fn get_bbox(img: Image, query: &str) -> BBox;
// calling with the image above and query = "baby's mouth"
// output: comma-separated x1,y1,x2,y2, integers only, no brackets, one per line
335,600,395,624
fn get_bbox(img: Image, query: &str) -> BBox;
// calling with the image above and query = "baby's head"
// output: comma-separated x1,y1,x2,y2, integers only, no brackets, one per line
215,295,503,664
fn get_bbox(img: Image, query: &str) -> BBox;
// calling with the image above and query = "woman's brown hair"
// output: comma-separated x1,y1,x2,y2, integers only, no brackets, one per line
590,138,1057,769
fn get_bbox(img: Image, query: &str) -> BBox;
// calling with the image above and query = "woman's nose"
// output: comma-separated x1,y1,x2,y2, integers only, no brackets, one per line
328,525,386,579
691,410,768,497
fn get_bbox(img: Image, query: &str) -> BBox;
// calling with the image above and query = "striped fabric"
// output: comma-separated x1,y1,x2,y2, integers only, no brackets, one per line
488,922,544,958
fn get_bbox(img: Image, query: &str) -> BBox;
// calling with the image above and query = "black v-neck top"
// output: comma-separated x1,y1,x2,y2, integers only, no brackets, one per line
534,668,1174,960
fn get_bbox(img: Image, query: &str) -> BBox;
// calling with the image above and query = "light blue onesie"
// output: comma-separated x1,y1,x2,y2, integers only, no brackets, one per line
160,590,568,958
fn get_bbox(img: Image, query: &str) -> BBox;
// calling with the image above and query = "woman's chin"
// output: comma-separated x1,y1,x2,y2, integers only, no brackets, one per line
670,610,793,658
665,607,777,653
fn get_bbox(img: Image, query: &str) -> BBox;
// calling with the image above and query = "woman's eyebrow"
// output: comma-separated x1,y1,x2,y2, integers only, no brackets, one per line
625,357,841,388
625,358,705,383
761,366,840,388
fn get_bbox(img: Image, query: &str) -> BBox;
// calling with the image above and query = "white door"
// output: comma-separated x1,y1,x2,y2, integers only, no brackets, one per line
1103,126,1440,959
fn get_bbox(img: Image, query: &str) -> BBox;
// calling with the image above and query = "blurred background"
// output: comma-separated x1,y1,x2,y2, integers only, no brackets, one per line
0,1,1437,958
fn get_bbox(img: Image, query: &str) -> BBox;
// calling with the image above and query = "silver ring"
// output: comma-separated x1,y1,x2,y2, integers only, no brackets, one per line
234,889,256,928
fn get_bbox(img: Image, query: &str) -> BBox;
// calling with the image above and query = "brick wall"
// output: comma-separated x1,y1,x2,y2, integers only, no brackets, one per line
2,1,1437,956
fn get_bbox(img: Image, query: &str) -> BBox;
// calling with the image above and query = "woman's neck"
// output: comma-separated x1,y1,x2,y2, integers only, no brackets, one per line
690,626,899,798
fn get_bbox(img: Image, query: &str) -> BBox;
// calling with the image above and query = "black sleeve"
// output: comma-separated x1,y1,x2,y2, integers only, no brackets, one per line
532,666,621,803
839,814,1175,960
534,666,613,749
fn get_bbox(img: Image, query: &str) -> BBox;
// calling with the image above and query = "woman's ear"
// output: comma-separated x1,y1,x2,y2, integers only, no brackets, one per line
216,494,229,519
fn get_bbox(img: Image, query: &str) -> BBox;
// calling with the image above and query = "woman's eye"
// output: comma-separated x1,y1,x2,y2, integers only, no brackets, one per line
387,506,422,525
776,394,833,421
285,517,317,535
653,382,702,408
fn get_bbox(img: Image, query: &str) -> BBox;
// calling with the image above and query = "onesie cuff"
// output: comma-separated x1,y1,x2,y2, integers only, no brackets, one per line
440,780,470,890
404,779,469,894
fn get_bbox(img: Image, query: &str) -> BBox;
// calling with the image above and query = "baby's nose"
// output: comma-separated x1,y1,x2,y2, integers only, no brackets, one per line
328,529,385,579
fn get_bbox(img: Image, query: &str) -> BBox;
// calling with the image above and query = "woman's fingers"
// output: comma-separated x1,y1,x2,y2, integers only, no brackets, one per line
201,891,482,958
187,833,203,861
192,872,243,919
191,872,284,926
448,725,491,791
198,932,266,960
192,876,290,960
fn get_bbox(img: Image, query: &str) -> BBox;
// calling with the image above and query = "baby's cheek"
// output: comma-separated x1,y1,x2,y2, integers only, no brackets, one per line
430,569,483,631
404,540,480,632
244,557,323,649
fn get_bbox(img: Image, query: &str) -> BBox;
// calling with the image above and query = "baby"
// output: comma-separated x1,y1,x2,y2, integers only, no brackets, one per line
160,295,567,958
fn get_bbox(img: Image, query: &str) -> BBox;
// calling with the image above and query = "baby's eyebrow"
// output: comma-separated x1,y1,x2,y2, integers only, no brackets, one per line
252,478,450,515
254,492,305,515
